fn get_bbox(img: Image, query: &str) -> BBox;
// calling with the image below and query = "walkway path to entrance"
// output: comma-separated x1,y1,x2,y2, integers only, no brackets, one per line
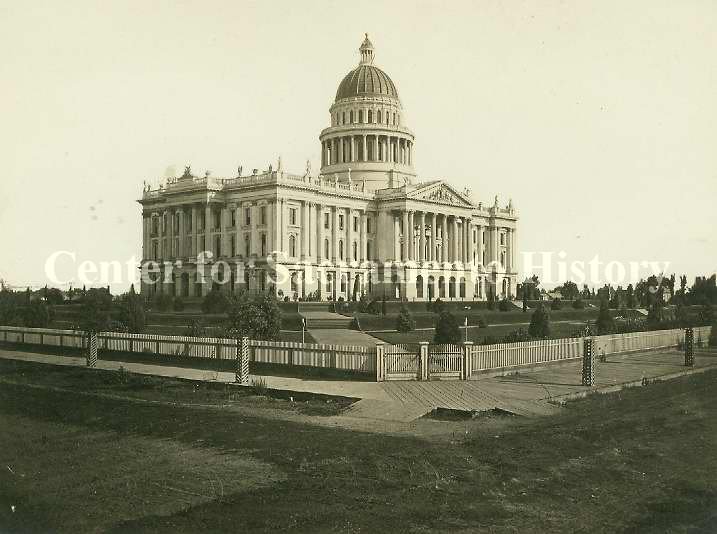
1,347,715,423
309,328,383,347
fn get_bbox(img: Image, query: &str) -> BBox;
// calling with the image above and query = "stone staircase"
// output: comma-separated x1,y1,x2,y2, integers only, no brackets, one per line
299,311,353,330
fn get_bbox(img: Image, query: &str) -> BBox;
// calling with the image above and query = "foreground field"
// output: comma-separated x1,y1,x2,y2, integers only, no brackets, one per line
1,360,717,532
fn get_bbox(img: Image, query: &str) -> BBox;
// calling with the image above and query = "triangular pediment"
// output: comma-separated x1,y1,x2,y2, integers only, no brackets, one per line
407,181,475,207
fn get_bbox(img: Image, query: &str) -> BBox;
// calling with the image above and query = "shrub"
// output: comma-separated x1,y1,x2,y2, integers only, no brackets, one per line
173,297,185,312
572,299,585,309
432,298,445,315
366,299,381,315
476,315,489,328
502,328,531,343
528,303,550,339
595,299,615,335
117,285,145,333
153,293,173,312
350,313,362,331
78,288,112,333
395,305,415,333
498,299,511,312
224,292,282,341
185,319,206,338
202,289,229,314
550,298,562,310
487,295,496,311
434,309,461,344
23,300,52,328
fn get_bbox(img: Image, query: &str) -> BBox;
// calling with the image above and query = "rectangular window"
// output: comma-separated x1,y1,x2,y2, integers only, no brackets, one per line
339,214,344,230
261,234,267,256
290,208,297,225
500,233,506,246
231,210,236,227
324,213,330,229
353,216,358,232
366,217,372,233
231,235,236,257
245,236,251,257
245,208,251,226
261,206,266,225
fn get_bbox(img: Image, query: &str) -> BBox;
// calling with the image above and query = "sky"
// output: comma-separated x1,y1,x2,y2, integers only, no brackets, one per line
1,0,715,292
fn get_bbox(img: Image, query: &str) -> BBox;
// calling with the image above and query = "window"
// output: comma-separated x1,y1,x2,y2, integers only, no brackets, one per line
289,208,297,225
151,218,159,235
260,234,266,256
231,235,236,257
353,241,358,261
324,238,329,259
340,275,347,293
261,206,266,225
377,110,382,123
350,110,353,123
245,236,251,257
339,214,344,230
359,110,363,123
338,240,344,260
366,217,372,233
214,211,221,230
231,210,236,227
353,216,358,232
366,241,372,260
152,241,158,260
289,235,296,257
342,111,346,124
215,236,221,257
324,213,330,229
245,208,251,225
291,272,298,293
368,110,373,123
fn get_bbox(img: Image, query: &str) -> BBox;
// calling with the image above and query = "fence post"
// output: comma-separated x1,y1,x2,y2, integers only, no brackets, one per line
684,327,694,367
375,343,385,382
462,342,473,380
582,337,595,386
86,332,98,368
419,342,429,381
235,337,250,383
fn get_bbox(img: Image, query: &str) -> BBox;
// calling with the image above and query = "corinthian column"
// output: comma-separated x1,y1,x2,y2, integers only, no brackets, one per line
402,210,409,261
452,216,459,262
419,212,426,262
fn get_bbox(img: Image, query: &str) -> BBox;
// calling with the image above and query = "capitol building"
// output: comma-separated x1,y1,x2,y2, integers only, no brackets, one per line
139,35,518,302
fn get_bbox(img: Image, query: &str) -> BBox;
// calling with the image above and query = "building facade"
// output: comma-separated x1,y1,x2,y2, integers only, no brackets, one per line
139,35,518,302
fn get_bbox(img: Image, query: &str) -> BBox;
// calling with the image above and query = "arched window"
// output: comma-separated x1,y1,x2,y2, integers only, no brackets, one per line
291,272,298,293
350,110,354,123
342,111,346,124
500,251,506,268
261,234,266,256
438,276,446,298
459,277,466,298
289,235,296,257
368,110,373,123
339,240,344,260
353,241,358,261
449,277,456,298
416,275,424,299
393,112,396,125
359,110,364,123
324,239,329,259
326,273,333,294
427,275,435,301
341,274,347,293
366,241,372,261
377,110,382,123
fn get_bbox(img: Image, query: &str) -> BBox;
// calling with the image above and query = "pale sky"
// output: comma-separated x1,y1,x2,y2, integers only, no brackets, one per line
1,0,715,291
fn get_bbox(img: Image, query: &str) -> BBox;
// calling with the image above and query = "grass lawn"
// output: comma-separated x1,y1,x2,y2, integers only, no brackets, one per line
2,359,717,532
371,320,586,345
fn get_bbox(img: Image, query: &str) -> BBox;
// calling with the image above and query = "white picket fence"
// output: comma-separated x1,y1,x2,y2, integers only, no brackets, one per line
0,324,711,381
0,326,375,375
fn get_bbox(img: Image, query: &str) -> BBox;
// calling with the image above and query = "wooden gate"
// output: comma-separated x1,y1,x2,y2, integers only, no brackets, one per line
428,344,463,380
384,343,421,380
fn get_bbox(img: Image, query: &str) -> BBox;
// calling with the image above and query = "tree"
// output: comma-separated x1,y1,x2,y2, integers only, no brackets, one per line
153,292,173,312
572,298,585,309
78,288,112,334
45,287,64,305
0,289,22,326
117,285,145,333
522,289,528,313
434,309,461,344
550,298,562,310
23,299,52,328
528,303,550,339
698,305,714,326
626,284,636,308
224,292,282,341
395,304,415,332
498,298,511,312
432,298,445,315
554,281,579,300
595,299,615,335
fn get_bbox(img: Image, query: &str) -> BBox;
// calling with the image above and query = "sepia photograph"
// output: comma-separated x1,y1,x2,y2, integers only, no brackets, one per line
1,1,716,532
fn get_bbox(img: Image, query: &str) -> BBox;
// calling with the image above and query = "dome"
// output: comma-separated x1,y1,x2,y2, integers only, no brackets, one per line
335,65,399,101
334,34,399,102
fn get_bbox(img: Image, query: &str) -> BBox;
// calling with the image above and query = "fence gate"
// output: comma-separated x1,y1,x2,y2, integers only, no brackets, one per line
428,344,463,380
384,343,421,380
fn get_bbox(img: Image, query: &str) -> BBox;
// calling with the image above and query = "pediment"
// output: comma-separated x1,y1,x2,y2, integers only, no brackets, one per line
408,181,475,208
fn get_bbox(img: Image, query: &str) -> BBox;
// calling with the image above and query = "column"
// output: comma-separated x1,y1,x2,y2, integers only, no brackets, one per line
374,136,379,162
204,204,212,255
302,201,310,259
419,212,426,262
347,209,354,263
360,210,368,262
338,136,344,164
332,206,339,261
430,213,437,262
394,215,401,261
452,216,459,262
401,210,409,261
441,215,448,263
407,211,415,260
317,203,325,261
362,135,367,161
467,219,474,267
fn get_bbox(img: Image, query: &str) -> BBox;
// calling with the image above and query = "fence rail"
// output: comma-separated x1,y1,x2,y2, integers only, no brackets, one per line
0,324,712,381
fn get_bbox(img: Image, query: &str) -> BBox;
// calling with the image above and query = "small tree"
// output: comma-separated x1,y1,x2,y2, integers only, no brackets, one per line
528,303,550,338
522,290,528,313
595,299,615,335
550,298,562,310
434,309,461,344
224,292,282,341
78,288,111,334
117,285,145,333
498,298,511,312
395,304,415,332
432,298,445,315
23,299,52,328
153,292,173,312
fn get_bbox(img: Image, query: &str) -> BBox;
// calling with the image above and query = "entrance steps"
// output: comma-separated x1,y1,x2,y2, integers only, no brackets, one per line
300,311,352,329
